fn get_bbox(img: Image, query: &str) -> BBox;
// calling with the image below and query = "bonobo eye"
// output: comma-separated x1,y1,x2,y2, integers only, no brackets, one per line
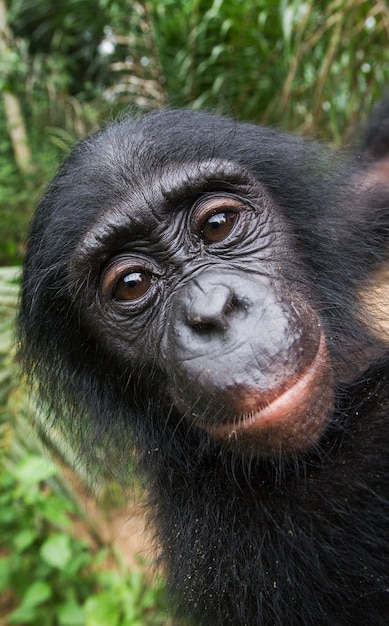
114,270,152,301
201,211,238,243
192,195,243,244
101,256,154,303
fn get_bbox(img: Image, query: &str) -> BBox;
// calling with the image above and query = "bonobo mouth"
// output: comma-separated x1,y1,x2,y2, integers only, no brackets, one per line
196,332,333,457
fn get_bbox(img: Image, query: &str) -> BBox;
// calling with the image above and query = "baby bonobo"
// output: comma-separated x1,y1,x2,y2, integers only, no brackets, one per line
18,96,389,625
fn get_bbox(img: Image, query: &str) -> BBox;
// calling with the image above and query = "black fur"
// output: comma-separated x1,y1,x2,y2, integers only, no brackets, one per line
18,102,389,625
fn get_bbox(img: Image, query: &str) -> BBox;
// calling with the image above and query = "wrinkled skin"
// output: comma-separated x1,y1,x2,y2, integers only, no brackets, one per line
77,166,333,458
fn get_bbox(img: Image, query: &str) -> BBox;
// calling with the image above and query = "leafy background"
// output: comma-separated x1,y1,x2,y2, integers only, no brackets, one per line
1,0,389,624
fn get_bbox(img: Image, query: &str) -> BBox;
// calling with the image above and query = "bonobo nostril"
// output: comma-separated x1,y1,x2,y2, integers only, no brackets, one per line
185,282,235,331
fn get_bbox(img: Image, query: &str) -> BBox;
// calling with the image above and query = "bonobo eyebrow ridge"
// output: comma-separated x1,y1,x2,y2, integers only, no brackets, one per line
74,159,257,266
157,159,258,206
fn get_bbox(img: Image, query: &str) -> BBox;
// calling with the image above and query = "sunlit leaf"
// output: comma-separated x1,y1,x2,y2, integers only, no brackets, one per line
40,534,72,569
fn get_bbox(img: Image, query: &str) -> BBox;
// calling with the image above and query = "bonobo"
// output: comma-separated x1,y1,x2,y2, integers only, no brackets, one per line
18,98,389,625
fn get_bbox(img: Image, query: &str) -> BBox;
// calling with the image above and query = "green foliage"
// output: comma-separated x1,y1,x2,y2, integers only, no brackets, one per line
0,114,61,265
0,451,171,626
0,163,35,265
1,0,389,265
151,0,389,136
0,268,19,392
0,268,172,626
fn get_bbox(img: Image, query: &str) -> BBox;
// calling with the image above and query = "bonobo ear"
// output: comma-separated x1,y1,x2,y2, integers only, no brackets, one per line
361,90,389,159
357,100,389,340
360,91,389,189
358,154,389,266
363,159,389,190
351,94,389,261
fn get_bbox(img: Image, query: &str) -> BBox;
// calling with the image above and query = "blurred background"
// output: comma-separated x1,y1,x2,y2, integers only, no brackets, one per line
1,1,389,624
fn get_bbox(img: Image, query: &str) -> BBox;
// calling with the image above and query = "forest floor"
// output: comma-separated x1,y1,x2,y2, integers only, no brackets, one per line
71,479,156,573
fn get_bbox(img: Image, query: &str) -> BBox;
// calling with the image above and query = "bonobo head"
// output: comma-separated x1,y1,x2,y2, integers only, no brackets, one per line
17,109,387,463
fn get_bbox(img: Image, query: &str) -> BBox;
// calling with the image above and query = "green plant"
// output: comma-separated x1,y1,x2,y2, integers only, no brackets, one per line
0,453,91,625
0,451,171,626
0,268,172,625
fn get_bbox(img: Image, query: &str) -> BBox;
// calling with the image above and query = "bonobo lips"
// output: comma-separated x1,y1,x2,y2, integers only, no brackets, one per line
197,332,333,457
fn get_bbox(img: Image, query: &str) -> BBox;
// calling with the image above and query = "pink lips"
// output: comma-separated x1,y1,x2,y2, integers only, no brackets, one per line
200,332,333,456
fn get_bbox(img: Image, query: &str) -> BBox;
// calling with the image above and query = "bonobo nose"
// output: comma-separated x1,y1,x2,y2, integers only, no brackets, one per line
184,279,235,331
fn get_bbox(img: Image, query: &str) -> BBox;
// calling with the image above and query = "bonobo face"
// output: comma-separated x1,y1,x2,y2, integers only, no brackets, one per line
73,159,333,458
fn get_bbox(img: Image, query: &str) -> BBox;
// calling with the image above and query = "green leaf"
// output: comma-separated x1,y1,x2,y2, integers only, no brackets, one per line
84,593,120,626
13,528,35,552
0,557,11,591
8,605,37,624
40,534,72,569
15,455,57,487
43,497,73,527
20,580,52,608
58,599,85,626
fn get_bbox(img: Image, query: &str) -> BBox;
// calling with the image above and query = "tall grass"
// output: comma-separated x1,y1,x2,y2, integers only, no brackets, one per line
143,0,389,138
